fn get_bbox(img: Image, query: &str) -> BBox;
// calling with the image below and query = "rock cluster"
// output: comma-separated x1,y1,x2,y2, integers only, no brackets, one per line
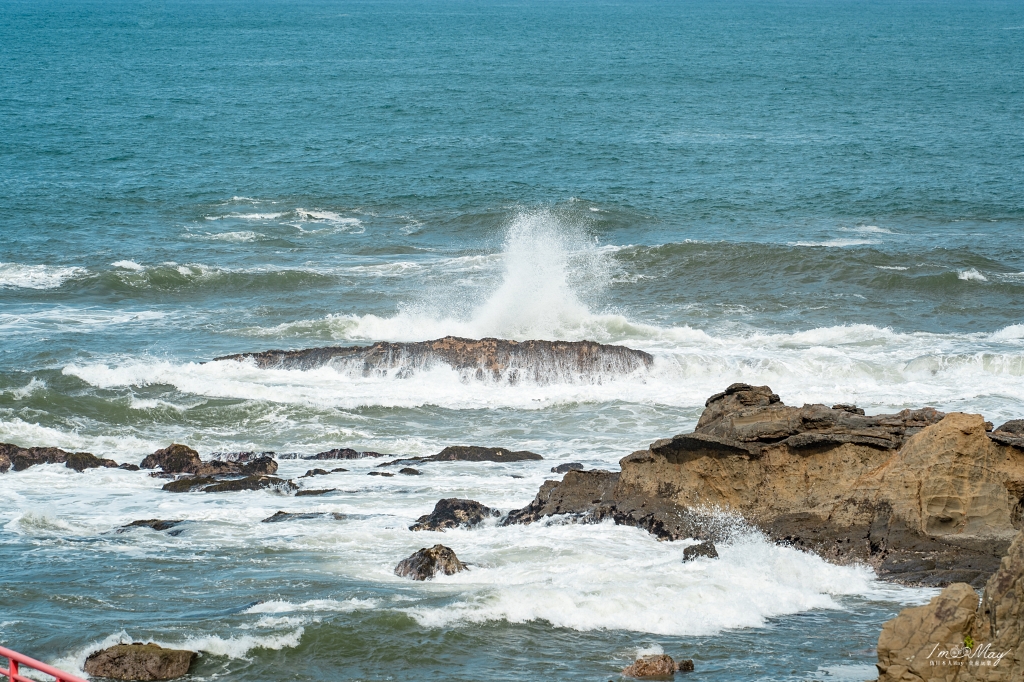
394,544,467,580
0,443,119,473
141,444,278,477
505,384,1024,587
410,498,500,531
83,642,195,681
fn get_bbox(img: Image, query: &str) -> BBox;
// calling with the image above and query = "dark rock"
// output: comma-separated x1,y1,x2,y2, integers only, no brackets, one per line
1,443,117,473
394,544,467,580
207,451,275,463
368,471,394,477
239,456,278,476
411,498,500,531
301,468,330,478
295,488,335,496
331,467,349,473
118,519,183,533
161,476,216,492
83,642,195,681
551,462,584,473
398,467,421,475
262,511,345,523
384,445,543,467
678,659,695,672
65,451,119,472
216,336,653,384
991,419,1024,448
119,463,141,471
682,541,718,561
622,654,680,678
303,448,388,460
141,444,202,474
831,403,865,415
202,475,297,493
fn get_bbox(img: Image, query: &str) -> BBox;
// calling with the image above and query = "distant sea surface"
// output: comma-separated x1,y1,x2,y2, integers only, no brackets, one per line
2,1,1023,680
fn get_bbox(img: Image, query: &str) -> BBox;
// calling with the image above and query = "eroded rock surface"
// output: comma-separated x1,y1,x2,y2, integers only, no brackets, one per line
216,336,653,384
506,384,1024,586
394,544,467,580
410,498,500,531
84,643,196,681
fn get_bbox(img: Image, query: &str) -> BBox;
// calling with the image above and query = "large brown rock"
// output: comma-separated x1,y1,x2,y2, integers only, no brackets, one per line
83,642,196,681
505,384,1024,586
622,654,684,678
410,498,500,531
394,544,467,580
141,444,203,474
215,336,653,383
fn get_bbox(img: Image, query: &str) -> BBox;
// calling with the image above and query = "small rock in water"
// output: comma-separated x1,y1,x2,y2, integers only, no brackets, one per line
622,654,685,678
84,642,196,681
410,498,500,531
140,444,202,474
677,659,694,672
119,462,141,471
394,544,467,580
262,511,345,523
551,462,584,473
368,471,394,477
682,541,718,562
118,519,183,533
331,467,349,472
301,468,330,477
399,467,421,475
202,475,297,493
296,488,336,496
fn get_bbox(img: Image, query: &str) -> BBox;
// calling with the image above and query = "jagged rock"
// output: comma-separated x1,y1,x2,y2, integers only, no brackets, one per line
552,462,584,473
622,654,682,678
384,445,543,467
505,384,1024,586
410,498,500,531
399,467,421,475
682,541,718,561
83,642,196,681
141,444,202,474
262,511,346,523
216,336,653,384
0,443,117,473
296,488,335,496
118,519,183,533
202,475,296,493
394,544,467,580
876,528,1024,680
301,468,330,478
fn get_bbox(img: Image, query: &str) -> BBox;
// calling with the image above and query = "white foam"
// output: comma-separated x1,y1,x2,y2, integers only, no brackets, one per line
0,262,87,289
6,377,45,399
875,265,909,271
111,260,145,271
791,239,877,247
958,268,988,282
244,598,379,614
199,230,261,242
0,308,170,335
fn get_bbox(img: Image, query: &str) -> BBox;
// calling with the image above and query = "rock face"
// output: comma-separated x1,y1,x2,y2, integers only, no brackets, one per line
506,384,1024,587
215,336,653,384
622,654,687,678
394,544,467,580
83,643,196,681
682,541,718,562
410,498,500,531
876,528,1024,681
0,443,118,473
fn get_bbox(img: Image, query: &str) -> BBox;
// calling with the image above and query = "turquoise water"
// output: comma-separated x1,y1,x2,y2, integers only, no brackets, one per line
2,1,1023,679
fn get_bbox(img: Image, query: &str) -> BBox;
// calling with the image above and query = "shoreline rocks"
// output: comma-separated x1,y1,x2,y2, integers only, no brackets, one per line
395,544,467,580
84,643,195,681
410,498,500,531
1,443,118,474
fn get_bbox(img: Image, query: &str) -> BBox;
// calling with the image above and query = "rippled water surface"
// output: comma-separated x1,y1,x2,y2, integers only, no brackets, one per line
2,0,1023,679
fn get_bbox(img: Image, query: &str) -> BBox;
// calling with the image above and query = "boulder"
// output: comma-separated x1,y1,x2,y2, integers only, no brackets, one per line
622,654,682,678
120,463,141,471
118,519,183,533
552,462,584,473
410,498,500,531
141,444,202,474
682,541,718,562
394,544,467,580
399,467,421,475
83,642,196,681
301,468,330,478
65,451,119,472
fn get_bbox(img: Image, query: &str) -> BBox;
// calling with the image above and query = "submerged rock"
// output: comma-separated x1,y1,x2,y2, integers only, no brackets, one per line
682,541,718,562
202,475,296,493
216,336,653,384
622,654,687,678
410,498,500,531
368,471,394,477
295,488,335,496
551,462,584,473
394,544,467,580
0,443,118,474
118,519,183,533
162,476,216,493
384,445,543,467
303,447,386,460
84,642,195,681
262,511,346,523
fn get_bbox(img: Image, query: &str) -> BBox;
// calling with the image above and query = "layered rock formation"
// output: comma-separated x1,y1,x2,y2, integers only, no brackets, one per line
506,384,1024,587
876,529,1024,681
215,336,653,384
84,643,195,681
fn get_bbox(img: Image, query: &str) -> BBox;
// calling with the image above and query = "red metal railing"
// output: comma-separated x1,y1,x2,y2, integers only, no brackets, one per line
0,645,88,682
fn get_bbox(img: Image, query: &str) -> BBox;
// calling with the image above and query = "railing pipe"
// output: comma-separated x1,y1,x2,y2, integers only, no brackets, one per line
0,645,89,682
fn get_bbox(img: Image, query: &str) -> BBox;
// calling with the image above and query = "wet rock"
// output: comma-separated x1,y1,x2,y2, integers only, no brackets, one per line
84,642,196,681
0,443,117,473
331,467,349,473
296,488,335,496
394,544,467,580
368,471,394,477
238,456,278,476
141,444,203,474
118,519,183,533
682,541,718,562
410,498,500,531
385,445,543,467
65,451,119,472
302,448,388,460
202,475,297,493
552,462,584,473
207,450,275,463
399,467,421,475
262,511,346,523
991,419,1024,448
622,654,682,678
216,336,653,383
119,463,141,471
301,468,330,478
677,659,694,672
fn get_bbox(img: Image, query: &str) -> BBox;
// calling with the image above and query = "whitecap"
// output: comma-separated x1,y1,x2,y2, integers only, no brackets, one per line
791,239,877,247
958,268,988,282
111,260,145,271
0,262,87,289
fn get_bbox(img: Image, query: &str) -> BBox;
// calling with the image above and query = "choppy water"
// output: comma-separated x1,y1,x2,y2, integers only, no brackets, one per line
3,0,1023,679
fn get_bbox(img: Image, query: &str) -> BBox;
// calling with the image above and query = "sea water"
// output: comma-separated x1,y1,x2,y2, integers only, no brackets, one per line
2,0,1023,679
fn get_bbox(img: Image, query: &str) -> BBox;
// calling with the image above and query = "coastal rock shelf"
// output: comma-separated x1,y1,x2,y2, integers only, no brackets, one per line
214,335,654,384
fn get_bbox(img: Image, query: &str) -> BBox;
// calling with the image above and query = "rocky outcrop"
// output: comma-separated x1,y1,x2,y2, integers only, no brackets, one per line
215,336,653,384
622,654,693,678
410,499,500,531
991,420,1024,449
682,541,718,562
383,445,543,467
83,643,196,681
876,528,1024,681
552,462,584,473
141,444,277,477
0,443,118,473
394,544,467,580
506,384,1024,587
140,444,203,473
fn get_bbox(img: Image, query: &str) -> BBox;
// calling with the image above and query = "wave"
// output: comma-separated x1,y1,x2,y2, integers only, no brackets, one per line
0,262,87,289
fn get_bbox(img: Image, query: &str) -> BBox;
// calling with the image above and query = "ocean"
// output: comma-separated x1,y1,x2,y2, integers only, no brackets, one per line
2,0,1023,679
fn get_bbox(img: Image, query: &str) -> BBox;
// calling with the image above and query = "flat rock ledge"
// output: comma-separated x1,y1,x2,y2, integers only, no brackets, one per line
84,643,195,681
410,498,500,531
395,544,467,580
504,383,1024,588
